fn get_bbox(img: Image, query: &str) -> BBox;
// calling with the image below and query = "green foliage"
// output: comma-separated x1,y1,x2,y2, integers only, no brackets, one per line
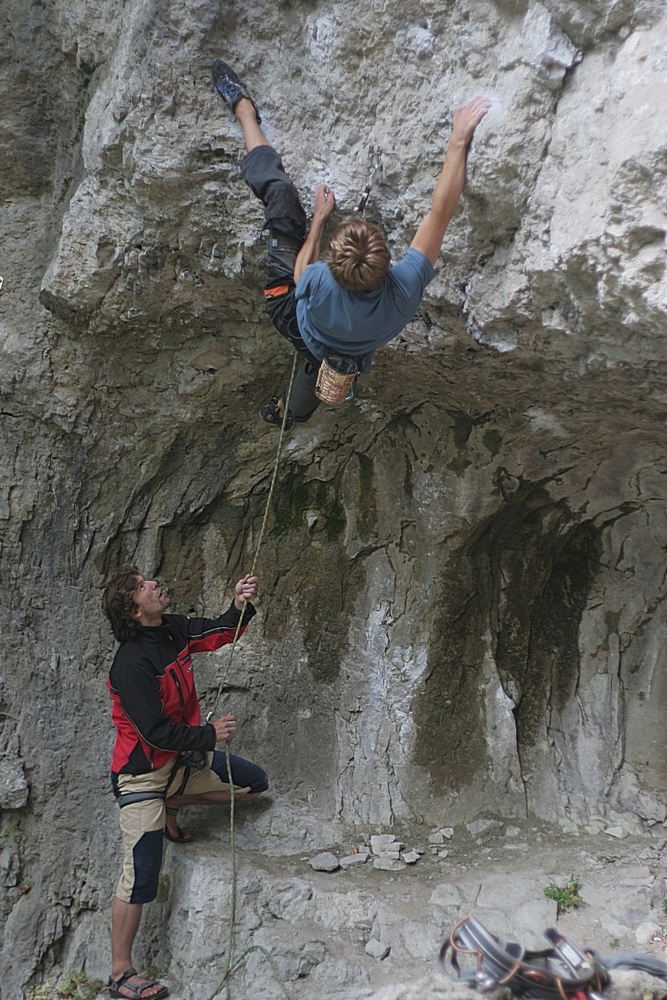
57,972,85,997
544,876,582,912
26,972,103,999
608,938,620,950
26,987,51,1000
157,873,170,903
662,897,667,915
0,817,21,839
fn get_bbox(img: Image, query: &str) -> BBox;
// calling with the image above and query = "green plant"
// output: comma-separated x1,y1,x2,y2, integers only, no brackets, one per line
608,938,620,950
0,817,21,840
57,973,103,999
544,876,582,912
57,972,85,997
157,873,170,903
662,897,667,915
26,986,52,1000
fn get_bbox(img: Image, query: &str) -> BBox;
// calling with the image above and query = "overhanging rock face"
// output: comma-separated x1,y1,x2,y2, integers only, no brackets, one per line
0,0,666,993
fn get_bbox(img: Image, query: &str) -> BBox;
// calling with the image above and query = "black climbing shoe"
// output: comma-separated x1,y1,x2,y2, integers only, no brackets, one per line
260,396,293,430
211,59,261,123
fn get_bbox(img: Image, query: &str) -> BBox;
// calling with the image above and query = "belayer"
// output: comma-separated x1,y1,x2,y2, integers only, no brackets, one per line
101,569,268,999
212,58,490,427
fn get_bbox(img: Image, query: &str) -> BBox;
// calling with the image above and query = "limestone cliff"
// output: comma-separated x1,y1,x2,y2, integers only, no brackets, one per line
1,0,666,994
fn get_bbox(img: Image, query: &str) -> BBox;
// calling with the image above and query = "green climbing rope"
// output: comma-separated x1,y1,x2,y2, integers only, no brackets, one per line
206,352,299,1000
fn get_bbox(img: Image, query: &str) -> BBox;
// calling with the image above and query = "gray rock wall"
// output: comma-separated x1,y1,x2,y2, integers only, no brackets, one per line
1,0,666,993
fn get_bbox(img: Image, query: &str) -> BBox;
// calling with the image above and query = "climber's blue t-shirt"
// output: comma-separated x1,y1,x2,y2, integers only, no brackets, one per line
294,248,435,373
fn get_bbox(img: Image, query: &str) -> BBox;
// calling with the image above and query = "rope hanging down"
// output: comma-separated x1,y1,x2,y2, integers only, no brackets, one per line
206,352,298,1000
206,145,383,997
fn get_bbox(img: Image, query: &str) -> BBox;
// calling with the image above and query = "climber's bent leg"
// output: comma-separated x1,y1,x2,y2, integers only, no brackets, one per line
285,361,321,423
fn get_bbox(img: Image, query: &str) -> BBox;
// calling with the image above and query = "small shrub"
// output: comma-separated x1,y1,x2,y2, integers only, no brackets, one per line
26,986,51,1000
157,873,170,903
544,876,582,912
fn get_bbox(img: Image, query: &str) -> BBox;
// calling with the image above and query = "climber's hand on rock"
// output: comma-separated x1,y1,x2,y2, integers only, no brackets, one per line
313,183,336,221
451,97,491,147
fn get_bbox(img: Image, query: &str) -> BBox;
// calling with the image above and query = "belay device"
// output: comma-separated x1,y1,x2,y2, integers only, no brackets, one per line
439,915,667,999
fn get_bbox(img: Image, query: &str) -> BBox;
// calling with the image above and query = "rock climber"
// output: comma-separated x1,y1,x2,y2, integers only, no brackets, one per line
101,568,268,1000
211,58,490,428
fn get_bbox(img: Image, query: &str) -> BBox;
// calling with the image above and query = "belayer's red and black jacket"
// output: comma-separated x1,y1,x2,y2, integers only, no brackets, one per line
108,602,255,775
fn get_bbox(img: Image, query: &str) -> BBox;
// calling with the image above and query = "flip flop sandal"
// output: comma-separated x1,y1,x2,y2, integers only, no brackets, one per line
164,825,193,844
260,396,293,429
108,967,169,999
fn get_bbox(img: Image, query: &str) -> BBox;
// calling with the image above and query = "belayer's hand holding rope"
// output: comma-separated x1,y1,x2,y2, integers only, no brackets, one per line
211,712,237,742
234,573,258,610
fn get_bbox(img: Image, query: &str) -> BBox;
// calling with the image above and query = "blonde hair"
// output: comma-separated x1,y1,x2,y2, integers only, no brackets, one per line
327,218,391,292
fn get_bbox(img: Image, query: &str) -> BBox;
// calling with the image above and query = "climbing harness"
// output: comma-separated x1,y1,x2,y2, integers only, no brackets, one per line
114,750,207,810
439,915,667,999
315,353,358,405
205,353,299,1000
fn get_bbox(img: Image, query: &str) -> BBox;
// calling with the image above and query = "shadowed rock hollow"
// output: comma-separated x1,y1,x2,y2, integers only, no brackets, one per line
1,0,666,996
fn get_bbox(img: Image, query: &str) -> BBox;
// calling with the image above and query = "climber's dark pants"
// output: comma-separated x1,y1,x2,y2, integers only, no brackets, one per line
241,145,321,422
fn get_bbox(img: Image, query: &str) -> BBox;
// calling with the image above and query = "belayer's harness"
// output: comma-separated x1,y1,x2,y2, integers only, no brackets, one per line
115,750,209,808
439,915,667,999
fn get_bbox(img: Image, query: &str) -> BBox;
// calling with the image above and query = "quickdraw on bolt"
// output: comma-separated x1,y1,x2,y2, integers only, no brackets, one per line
353,148,383,215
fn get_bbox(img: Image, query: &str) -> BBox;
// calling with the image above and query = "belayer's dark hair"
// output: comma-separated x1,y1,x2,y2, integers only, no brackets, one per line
102,566,142,642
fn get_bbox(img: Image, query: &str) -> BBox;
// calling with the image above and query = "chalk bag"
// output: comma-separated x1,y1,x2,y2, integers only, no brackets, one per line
315,354,358,405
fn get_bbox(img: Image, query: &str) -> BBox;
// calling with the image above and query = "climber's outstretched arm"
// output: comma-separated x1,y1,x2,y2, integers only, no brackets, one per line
293,183,336,283
410,96,490,266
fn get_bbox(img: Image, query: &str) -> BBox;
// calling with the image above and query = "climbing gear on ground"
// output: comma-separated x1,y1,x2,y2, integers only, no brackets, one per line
211,59,261,123
315,354,358,405
260,395,293,429
164,806,193,844
354,148,383,215
440,916,608,997
439,915,667,998
108,968,169,1000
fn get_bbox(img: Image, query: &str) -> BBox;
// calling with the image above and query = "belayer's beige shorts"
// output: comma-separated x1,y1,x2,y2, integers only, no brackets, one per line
112,750,267,904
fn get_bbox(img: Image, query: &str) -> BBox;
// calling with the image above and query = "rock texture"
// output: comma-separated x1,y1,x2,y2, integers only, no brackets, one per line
53,823,667,999
1,0,666,995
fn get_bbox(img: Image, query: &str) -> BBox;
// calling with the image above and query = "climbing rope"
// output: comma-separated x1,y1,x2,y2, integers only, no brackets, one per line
209,349,298,713
205,352,299,1000
203,147,386,997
